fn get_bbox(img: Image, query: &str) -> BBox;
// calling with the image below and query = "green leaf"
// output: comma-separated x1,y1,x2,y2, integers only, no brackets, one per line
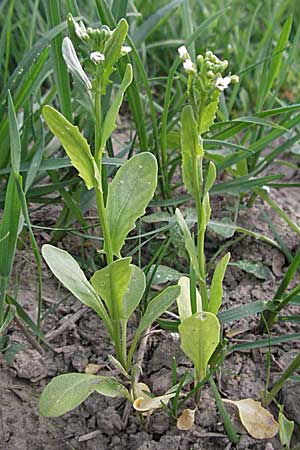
106,152,157,256
91,258,132,319
42,245,110,326
100,64,133,151
8,91,21,173
135,285,180,339
123,265,145,319
39,373,128,417
204,161,216,193
230,260,272,280
102,18,128,93
62,37,92,92
42,106,97,190
279,409,294,448
209,253,230,314
175,208,202,282
181,105,203,197
176,276,202,322
208,219,237,239
179,311,220,381
0,305,16,334
199,100,220,134
148,265,183,285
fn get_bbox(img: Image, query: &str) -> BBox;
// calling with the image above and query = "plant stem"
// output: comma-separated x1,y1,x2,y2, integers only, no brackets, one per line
193,154,208,309
209,375,239,444
262,352,300,407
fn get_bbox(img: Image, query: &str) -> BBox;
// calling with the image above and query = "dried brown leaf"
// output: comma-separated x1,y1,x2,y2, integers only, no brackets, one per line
177,408,196,430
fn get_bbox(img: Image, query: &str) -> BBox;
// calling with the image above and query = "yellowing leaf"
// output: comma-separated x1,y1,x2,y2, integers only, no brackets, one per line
177,409,196,430
85,364,102,374
224,398,279,439
133,384,175,413
177,276,202,321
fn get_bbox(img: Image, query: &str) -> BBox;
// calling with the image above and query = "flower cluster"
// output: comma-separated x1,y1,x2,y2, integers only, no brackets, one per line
178,46,239,93
67,14,131,67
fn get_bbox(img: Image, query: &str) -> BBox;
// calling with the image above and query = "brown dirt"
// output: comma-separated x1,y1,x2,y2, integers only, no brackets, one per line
1,159,300,450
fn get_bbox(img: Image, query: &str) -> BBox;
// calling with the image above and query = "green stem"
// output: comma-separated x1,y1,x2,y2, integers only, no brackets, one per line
209,375,239,444
193,155,208,309
262,352,300,407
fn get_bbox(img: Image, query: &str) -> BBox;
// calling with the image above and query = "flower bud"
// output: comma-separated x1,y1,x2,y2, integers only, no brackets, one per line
121,45,132,56
230,74,240,84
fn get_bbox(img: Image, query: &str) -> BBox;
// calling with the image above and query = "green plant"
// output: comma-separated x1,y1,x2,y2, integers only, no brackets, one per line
39,18,180,418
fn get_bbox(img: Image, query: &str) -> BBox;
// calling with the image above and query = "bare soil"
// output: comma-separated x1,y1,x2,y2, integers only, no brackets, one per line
1,161,300,450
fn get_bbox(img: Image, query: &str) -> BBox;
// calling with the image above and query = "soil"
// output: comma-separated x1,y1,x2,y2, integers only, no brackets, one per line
1,157,300,450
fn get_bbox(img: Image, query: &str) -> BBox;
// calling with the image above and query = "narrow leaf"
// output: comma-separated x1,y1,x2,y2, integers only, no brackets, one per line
100,63,133,151
62,37,91,91
209,253,230,314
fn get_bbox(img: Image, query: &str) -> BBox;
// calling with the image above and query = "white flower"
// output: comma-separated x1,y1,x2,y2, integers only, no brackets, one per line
121,45,132,55
215,76,232,91
183,59,196,74
90,52,105,64
178,45,190,61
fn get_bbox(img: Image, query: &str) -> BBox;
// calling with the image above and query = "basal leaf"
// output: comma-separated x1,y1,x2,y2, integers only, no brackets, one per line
39,373,127,417
179,311,220,381
209,252,230,314
43,106,97,190
42,245,109,325
279,410,294,448
100,64,133,152
106,153,157,256
181,105,203,197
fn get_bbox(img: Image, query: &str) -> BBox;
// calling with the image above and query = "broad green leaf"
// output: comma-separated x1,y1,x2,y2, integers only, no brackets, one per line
39,373,128,417
279,410,294,448
42,245,109,325
135,285,180,339
179,311,220,381
199,100,220,134
106,153,157,256
100,64,133,151
181,105,203,197
209,253,230,314
91,258,132,319
208,219,236,238
230,260,272,280
204,161,216,193
102,18,128,93
43,106,97,190
175,209,202,282
62,37,92,92
123,265,145,319
177,276,201,321
148,265,183,285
